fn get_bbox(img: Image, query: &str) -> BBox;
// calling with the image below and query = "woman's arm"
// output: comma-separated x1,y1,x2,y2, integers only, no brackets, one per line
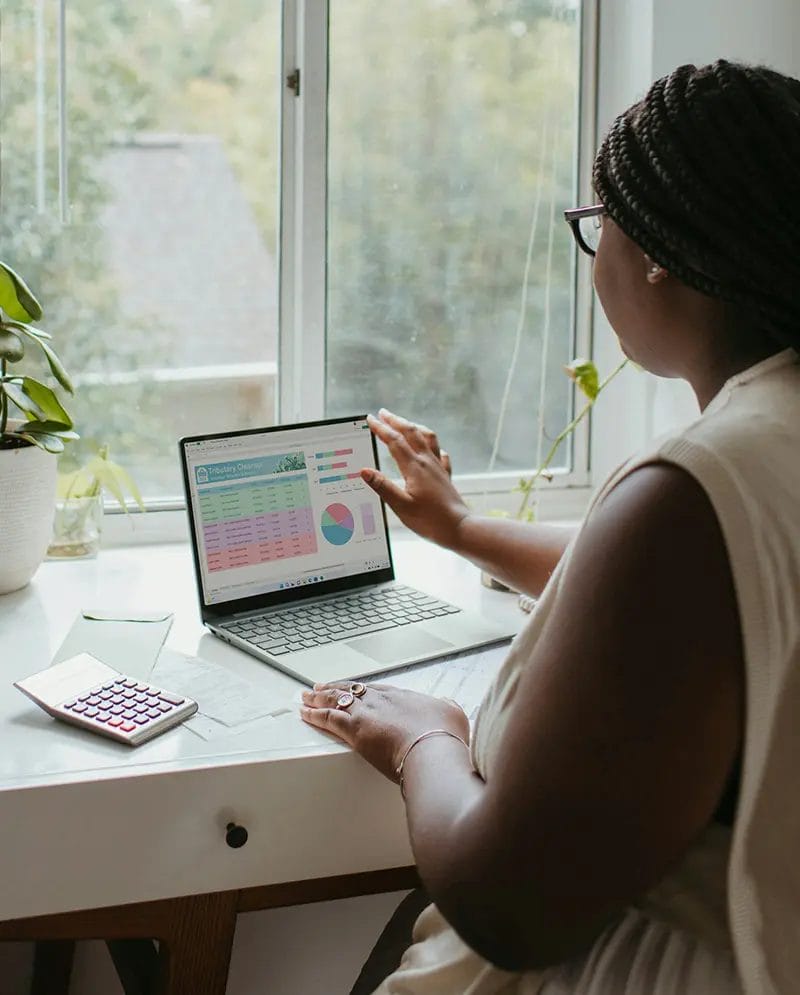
362,410,574,596
302,461,744,970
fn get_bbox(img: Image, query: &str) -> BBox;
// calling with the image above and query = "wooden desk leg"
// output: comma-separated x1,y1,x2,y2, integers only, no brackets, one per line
155,893,239,995
31,939,75,995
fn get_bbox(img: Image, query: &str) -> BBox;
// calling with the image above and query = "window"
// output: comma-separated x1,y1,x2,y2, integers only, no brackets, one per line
1,0,592,517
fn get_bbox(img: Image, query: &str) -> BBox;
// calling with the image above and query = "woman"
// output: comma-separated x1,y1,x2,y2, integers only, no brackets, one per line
301,60,800,993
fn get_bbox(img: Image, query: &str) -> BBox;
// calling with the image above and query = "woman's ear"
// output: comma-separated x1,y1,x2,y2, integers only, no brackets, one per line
644,254,669,285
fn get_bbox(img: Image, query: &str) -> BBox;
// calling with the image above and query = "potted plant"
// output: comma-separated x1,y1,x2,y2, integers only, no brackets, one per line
48,445,145,559
0,261,77,594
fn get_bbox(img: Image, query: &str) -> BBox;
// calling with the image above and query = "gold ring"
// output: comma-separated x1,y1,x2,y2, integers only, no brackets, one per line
336,691,356,710
350,682,367,697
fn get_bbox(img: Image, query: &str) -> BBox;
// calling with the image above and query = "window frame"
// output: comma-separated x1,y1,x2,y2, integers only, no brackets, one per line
103,0,599,545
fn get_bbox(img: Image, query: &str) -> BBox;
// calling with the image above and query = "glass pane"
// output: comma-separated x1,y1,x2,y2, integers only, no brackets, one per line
327,1,581,475
1,0,280,499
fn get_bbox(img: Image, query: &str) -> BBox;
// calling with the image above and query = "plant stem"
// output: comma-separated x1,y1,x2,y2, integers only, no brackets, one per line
0,357,7,437
516,358,628,520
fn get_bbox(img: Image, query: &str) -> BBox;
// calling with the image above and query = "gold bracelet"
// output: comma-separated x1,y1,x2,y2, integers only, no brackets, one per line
396,728,470,799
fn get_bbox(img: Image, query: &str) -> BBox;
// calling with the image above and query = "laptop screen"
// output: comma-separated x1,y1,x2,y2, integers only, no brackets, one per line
181,417,393,612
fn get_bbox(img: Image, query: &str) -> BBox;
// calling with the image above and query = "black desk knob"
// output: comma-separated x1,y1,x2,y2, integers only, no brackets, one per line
225,822,248,849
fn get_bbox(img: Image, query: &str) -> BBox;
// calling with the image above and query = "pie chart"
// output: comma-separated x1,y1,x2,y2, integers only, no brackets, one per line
321,503,355,545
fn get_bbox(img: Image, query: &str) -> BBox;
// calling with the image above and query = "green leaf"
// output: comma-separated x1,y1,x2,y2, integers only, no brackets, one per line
13,328,74,393
18,378,72,427
18,431,64,453
564,358,599,401
89,459,130,510
18,419,79,440
104,458,145,511
4,320,52,341
2,381,47,420
0,261,43,323
0,328,24,363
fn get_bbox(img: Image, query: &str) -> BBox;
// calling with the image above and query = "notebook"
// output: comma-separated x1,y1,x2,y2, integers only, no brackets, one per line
179,416,515,686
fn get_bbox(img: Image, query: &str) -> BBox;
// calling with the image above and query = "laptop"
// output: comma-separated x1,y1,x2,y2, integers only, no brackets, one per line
179,416,515,685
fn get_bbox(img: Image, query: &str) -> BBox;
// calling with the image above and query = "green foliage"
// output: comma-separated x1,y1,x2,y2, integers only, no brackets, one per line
514,357,628,522
58,444,144,514
0,260,77,453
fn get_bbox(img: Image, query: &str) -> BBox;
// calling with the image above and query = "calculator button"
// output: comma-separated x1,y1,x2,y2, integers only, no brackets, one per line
134,693,149,703
122,689,137,699
134,703,149,713
109,705,125,715
96,711,111,722
121,680,137,688
102,682,116,689
86,696,101,706
120,722,136,733
99,690,114,700
111,695,125,705
122,709,138,720
71,702,88,713
107,717,124,727
157,692,185,706
133,716,149,725
156,702,172,712
85,707,99,718
135,684,150,692
147,709,162,719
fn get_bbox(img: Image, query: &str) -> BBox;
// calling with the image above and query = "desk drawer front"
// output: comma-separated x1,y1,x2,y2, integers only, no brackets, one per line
0,752,411,920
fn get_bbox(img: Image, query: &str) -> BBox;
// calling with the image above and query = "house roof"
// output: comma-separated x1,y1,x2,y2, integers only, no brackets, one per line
98,133,277,367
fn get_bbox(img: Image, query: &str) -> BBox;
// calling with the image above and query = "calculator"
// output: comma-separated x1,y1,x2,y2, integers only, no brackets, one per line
14,652,198,746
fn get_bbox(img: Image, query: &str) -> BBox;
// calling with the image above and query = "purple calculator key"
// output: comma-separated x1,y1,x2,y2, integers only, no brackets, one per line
107,717,124,727
109,705,124,715
158,692,185,706
85,707,99,718
122,679,137,688
122,709,138,720
147,709,161,719
64,701,78,710
135,684,149,692
96,711,111,722
133,716,149,725
157,702,172,712
86,696,101,706
71,702,88,713
134,693,148,703
111,695,125,705
99,690,113,701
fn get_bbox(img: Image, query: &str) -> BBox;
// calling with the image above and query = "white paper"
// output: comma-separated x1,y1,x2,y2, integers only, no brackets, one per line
152,650,294,728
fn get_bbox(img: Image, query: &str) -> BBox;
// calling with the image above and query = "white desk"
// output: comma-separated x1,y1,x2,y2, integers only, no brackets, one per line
0,535,523,994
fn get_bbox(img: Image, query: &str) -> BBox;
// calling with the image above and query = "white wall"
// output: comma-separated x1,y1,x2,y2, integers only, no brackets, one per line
591,0,800,482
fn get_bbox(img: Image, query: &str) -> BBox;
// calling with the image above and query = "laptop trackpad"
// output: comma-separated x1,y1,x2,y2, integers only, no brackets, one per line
346,628,453,664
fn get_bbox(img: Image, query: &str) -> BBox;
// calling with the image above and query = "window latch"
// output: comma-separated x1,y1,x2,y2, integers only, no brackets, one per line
286,68,301,97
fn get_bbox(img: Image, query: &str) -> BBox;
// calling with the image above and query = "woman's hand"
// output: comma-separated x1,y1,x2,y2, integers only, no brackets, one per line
361,409,471,549
300,682,470,782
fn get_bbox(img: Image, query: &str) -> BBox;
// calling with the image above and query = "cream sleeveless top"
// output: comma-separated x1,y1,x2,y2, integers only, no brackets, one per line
375,348,800,995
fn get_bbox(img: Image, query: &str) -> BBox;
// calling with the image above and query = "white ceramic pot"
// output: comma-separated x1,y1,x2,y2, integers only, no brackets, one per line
0,433,57,595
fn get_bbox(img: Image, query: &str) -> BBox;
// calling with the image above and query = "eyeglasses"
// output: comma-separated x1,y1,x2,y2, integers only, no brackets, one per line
564,204,606,257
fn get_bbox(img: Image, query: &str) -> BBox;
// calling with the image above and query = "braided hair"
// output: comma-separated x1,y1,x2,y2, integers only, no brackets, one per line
593,60,800,351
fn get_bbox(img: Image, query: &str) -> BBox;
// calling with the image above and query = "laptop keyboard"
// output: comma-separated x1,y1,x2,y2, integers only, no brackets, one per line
218,585,462,656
